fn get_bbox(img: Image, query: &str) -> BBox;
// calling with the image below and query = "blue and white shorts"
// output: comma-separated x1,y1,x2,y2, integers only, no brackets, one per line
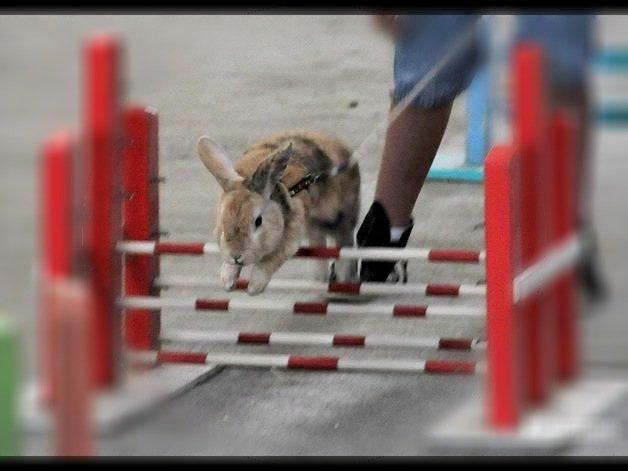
393,14,595,108
392,14,482,108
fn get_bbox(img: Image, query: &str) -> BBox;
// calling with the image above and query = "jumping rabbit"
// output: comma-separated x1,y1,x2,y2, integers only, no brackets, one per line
196,131,360,295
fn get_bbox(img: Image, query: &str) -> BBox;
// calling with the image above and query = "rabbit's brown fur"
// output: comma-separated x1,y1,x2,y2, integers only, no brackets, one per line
197,130,360,295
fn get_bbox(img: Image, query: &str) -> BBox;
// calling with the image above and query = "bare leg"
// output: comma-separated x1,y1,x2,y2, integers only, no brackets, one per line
374,103,453,227
554,88,607,300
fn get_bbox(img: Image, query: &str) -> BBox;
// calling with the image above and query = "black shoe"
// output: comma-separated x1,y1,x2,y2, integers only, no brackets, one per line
580,227,609,304
356,201,413,282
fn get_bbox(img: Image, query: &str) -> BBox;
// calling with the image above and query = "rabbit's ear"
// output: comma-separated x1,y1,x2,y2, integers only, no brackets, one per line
197,136,242,191
248,141,293,200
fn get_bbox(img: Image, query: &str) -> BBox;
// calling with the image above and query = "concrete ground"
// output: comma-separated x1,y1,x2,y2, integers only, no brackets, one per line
1,14,627,456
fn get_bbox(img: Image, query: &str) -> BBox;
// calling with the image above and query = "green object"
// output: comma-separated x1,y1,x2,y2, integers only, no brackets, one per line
0,316,20,457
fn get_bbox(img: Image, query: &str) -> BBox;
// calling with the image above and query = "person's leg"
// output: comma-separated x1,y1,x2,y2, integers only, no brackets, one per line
358,14,482,282
374,103,453,228
516,14,607,301
555,86,608,301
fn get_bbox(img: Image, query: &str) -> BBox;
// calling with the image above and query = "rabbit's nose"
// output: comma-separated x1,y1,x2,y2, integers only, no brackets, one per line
230,253,243,264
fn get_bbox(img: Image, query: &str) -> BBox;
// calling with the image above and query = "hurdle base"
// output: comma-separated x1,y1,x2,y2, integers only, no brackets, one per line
429,378,628,453
21,360,221,436
427,152,484,183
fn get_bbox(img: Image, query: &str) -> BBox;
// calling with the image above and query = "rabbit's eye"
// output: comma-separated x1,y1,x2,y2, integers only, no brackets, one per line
254,215,263,228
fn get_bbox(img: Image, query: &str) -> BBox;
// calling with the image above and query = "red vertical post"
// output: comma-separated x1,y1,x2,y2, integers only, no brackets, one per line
51,278,94,456
39,131,75,406
485,145,524,428
83,34,124,387
123,106,161,350
550,111,580,380
512,43,555,404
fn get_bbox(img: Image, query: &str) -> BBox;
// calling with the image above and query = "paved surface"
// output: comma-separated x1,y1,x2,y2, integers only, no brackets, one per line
1,14,627,456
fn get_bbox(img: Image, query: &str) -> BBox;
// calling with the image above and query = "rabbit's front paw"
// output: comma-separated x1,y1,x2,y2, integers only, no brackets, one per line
247,266,271,295
220,262,241,291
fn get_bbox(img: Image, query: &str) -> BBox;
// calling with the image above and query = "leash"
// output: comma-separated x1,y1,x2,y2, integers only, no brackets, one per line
286,15,485,199
349,15,486,165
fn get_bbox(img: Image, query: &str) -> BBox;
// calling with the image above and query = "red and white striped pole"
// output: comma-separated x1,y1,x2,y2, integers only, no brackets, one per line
484,144,524,428
513,43,555,404
39,130,76,406
154,275,486,297
117,241,485,263
161,329,486,351
156,351,481,375
120,296,485,319
83,34,124,387
123,105,161,351
550,111,580,381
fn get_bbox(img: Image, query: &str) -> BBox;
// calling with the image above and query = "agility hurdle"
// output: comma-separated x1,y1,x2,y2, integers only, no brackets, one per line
34,32,592,452
114,39,582,432
28,34,217,444
483,43,581,428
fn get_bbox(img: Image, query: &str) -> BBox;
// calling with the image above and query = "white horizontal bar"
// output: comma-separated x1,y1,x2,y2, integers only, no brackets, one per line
363,335,439,349
513,234,583,303
269,332,334,345
326,303,393,316
203,353,290,368
117,241,156,255
458,285,487,296
119,296,195,310
203,243,220,254
338,247,431,260
228,298,290,311
425,305,485,318
337,358,427,372
161,330,239,344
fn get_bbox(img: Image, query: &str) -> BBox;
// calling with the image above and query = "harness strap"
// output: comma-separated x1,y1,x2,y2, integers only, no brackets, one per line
287,155,357,197
287,173,324,197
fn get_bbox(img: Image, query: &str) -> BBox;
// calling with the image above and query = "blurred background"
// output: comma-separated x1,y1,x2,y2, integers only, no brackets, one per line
1,14,628,456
